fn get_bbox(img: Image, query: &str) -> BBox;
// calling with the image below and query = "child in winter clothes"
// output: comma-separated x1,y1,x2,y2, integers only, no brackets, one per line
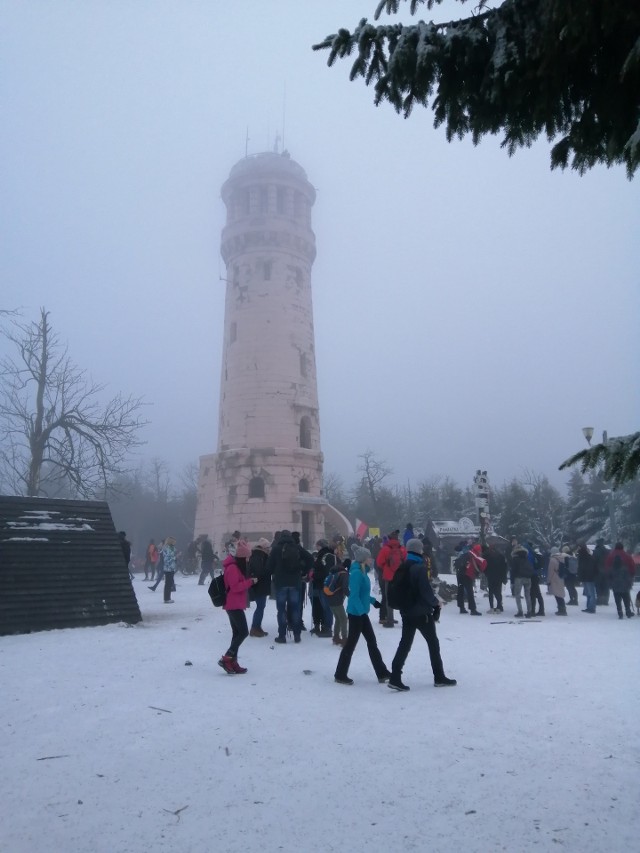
219,540,258,674
323,554,349,645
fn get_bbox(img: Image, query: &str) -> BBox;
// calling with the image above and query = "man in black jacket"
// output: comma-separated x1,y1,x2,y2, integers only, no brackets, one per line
483,544,508,613
267,530,307,644
198,535,216,585
388,539,457,692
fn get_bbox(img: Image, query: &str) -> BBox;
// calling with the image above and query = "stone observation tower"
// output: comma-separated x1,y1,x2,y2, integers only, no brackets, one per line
194,151,349,549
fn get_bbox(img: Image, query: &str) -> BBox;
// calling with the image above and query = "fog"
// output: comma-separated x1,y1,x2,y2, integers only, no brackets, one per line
1,1,638,495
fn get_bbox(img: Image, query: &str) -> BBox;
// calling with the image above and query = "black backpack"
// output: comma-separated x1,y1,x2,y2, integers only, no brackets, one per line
208,574,227,608
386,562,416,611
281,542,301,574
454,552,469,575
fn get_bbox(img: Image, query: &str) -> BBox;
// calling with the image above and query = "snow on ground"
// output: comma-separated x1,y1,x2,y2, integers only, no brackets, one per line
2,576,638,853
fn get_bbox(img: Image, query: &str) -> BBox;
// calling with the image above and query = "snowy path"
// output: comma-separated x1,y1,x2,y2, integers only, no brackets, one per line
1,577,638,853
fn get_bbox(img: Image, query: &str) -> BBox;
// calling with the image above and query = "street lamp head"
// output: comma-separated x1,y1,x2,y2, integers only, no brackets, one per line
582,426,594,445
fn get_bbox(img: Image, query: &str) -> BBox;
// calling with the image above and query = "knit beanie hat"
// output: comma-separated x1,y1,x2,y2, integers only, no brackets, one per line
406,538,423,555
255,538,271,552
235,539,251,559
352,546,372,563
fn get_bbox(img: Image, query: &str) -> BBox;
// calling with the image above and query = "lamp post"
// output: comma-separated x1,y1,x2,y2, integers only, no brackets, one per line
582,427,618,544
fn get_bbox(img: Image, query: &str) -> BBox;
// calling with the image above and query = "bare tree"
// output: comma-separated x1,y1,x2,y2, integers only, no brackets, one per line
357,449,392,521
146,457,171,503
0,308,147,498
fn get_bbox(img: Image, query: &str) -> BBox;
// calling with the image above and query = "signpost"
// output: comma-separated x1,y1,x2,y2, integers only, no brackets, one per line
473,470,490,549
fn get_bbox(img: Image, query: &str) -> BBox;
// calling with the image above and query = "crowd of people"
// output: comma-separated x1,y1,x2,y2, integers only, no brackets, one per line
123,524,638,686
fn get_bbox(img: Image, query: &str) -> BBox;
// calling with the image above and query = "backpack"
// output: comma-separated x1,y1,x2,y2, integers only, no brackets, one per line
323,568,342,597
454,552,469,575
207,574,227,608
566,555,578,576
281,541,301,574
558,556,569,580
386,561,416,611
385,546,403,575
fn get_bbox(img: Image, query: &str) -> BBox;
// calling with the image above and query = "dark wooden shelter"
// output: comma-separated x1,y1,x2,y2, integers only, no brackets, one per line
0,495,141,636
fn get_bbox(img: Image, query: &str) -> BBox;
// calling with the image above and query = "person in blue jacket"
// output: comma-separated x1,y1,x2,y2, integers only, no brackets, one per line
334,546,391,686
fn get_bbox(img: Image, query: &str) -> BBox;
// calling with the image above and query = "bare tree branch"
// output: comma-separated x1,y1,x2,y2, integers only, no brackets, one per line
0,308,147,498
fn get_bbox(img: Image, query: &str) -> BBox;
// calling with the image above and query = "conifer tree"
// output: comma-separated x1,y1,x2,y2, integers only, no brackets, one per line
314,0,640,176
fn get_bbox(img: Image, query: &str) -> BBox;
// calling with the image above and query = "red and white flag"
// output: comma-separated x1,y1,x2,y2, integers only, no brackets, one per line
355,518,368,540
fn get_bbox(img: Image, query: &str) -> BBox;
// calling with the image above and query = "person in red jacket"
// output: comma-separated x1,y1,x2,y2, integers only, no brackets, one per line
375,531,406,628
218,540,258,674
604,542,636,619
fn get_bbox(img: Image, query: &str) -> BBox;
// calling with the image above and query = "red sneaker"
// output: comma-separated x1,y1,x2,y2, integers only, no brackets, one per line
230,659,247,674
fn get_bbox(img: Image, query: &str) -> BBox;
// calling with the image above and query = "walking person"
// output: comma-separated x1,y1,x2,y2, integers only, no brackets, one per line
323,554,349,646
267,530,305,644
119,531,133,580
311,539,334,636
161,536,177,603
198,534,216,585
388,539,456,692
577,543,597,613
526,543,545,617
562,546,579,605
144,539,158,581
605,543,636,619
375,531,406,627
547,548,568,615
511,544,533,617
218,540,258,674
334,546,391,686
248,538,272,637
593,538,611,605
484,544,507,613
454,543,482,615
148,539,165,591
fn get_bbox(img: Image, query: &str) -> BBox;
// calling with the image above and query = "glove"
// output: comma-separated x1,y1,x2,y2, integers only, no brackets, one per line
372,599,381,609
432,606,441,622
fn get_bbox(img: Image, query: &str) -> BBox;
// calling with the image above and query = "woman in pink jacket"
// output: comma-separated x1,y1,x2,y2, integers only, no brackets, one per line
218,540,257,674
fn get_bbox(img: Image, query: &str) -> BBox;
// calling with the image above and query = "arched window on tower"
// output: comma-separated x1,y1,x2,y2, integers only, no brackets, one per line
259,187,268,213
277,186,286,214
264,260,272,281
299,416,312,449
299,478,309,493
248,477,265,499
300,352,308,378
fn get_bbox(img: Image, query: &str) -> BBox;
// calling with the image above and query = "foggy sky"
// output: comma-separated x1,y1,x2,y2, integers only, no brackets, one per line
1,1,638,498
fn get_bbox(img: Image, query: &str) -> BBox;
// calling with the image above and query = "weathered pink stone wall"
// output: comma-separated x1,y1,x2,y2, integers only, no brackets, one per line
194,152,333,550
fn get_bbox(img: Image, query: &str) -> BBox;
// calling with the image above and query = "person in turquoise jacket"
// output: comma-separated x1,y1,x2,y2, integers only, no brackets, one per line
334,546,391,686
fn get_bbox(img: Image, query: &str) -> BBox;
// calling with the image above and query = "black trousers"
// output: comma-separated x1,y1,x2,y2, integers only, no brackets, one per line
613,591,632,617
391,612,445,682
335,614,388,680
198,563,213,584
530,575,545,614
225,609,249,658
456,574,477,613
487,577,503,610
163,571,175,602
311,591,324,628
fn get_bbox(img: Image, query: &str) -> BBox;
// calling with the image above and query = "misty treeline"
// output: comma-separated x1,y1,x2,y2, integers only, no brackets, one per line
106,459,198,559
325,452,640,551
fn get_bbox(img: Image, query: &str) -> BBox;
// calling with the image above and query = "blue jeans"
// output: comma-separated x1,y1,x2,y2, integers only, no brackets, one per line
276,586,301,638
583,582,597,612
251,595,267,629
